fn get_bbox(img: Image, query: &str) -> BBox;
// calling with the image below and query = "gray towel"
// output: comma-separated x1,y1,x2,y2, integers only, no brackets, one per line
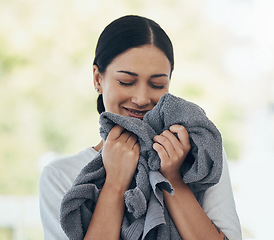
60,93,223,240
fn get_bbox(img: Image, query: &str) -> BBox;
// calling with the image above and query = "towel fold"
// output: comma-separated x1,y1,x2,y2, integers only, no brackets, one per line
60,93,223,240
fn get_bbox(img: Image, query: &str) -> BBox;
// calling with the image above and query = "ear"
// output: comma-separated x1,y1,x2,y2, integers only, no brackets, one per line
93,65,103,94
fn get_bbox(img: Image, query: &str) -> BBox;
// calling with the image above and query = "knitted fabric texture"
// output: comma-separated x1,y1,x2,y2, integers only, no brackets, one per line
60,93,223,239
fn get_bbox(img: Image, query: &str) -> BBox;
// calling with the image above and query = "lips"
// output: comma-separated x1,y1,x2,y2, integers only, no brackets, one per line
124,108,150,120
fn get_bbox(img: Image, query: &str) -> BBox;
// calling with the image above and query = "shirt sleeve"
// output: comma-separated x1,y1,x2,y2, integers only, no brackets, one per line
39,166,69,240
202,150,242,240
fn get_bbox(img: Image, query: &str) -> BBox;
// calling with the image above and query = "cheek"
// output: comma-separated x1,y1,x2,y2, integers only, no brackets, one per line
103,85,129,106
152,89,169,104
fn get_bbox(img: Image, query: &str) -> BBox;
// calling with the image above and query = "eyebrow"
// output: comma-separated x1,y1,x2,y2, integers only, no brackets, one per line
117,70,138,76
117,70,168,78
150,73,168,78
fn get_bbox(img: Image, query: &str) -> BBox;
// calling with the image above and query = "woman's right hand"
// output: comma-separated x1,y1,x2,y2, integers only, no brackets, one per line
102,125,140,193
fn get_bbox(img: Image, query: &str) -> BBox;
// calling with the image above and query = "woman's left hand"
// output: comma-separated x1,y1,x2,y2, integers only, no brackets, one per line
153,125,191,183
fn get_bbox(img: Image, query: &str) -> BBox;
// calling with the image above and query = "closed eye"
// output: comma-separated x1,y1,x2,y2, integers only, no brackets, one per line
118,80,135,86
149,83,165,89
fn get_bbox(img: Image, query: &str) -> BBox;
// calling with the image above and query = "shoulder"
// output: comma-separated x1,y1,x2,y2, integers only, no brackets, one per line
40,147,98,191
45,147,98,173
39,148,98,239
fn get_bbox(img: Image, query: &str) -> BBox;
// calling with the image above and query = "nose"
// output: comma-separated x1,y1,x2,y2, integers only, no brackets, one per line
131,85,151,107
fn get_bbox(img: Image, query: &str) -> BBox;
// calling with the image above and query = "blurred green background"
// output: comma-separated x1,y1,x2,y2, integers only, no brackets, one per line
1,0,273,239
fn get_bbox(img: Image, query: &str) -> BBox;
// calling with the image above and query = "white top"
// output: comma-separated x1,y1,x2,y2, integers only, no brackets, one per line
39,147,242,240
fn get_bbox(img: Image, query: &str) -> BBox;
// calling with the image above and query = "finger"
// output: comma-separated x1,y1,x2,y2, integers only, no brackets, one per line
126,134,138,147
161,130,183,151
119,130,133,142
107,125,124,140
169,125,190,148
133,141,140,152
153,142,169,159
153,135,174,158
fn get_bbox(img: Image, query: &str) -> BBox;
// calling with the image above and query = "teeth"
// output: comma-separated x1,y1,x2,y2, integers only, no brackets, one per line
128,109,145,116
131,110,144,115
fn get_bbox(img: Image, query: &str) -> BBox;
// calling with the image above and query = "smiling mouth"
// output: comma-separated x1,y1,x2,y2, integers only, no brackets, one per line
124,108,150,119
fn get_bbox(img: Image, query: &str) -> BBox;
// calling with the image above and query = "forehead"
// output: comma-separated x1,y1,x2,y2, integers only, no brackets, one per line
105,45,171,76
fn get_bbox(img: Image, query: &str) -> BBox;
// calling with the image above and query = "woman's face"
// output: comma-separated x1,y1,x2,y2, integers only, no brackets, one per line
93,44,171,119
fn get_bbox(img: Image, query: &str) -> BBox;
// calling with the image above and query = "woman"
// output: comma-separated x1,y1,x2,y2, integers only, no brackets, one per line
39,15,242,239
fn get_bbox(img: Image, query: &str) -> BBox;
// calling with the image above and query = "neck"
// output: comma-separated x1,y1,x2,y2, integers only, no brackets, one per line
93,139,103,152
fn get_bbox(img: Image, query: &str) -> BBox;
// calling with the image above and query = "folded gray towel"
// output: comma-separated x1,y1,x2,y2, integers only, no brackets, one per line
60,93,223,240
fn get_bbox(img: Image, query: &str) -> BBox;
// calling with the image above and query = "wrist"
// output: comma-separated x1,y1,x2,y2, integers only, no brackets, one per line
162,171,183,184
166,174,187,189
104,178,128,196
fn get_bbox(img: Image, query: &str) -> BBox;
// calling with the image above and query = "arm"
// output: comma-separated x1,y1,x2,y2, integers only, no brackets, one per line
84,180,126,240
153,125,229,240
84,125,140,240
162,176,229,240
